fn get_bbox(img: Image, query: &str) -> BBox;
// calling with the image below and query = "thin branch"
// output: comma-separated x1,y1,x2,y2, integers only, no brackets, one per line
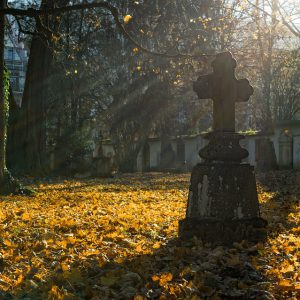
277,2,300,36
246,0,300,37
15,17,35,35
0,2,215,58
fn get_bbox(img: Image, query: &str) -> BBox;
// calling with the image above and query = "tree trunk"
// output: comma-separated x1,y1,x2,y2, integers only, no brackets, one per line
19,28,52,173
254,0,276,132
0,0,6,180
16,0,68,173
0,1,30,194
7,85,23,172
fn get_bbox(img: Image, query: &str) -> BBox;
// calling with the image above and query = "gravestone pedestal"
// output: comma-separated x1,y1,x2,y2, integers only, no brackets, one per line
179,162,267,244
179,52,267,244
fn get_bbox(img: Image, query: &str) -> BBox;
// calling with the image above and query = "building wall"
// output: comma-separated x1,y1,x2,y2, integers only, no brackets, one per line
96,132,283,173
145,134,276,171
247,138,256,166
149,140,161,169
4,38,28,105
5,46,27,91
293,135,300,169
274,122,300,169
184,136,202,168
136,151,143,172
241,136,265,167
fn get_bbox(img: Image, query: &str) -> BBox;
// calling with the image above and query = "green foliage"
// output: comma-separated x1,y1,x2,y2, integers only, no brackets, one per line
3,67,10,155
239,129,258,135
12,0,299,174
0,68,34,195
4,67,9,124
45,0,220,174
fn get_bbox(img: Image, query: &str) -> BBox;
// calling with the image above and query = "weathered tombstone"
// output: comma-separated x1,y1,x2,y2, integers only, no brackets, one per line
92,141,115,177
160,139,176,171
255,138,278,171
179,52,267,244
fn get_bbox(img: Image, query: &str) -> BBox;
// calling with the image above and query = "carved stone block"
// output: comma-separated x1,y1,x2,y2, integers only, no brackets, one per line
179,163,267,244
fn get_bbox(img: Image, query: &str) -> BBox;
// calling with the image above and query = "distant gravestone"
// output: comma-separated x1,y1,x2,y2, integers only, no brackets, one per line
93,141,114,177
179,52,267,244
160,141,176,171
255,138,277,171
142,143,150,172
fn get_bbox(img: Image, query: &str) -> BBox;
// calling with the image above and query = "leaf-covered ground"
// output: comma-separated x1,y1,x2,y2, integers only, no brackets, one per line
0,172,299,299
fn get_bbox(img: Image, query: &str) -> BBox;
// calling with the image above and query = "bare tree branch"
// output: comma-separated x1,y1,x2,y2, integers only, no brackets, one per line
0,2,215,58
246,0,300,37
15,17,35,36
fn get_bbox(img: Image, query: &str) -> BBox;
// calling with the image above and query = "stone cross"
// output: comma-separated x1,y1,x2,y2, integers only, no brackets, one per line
179,52,267,244
193,52,254,132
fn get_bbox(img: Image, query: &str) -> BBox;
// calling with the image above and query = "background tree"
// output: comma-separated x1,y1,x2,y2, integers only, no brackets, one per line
1,0,299,180
0,0,5,183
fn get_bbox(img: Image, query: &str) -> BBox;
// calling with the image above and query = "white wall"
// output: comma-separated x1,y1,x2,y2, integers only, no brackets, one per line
149,140,161,169
242,137,257,166
136,150,143,172
273,128,281,162
145,133,281,171
293,135,300,169
184,136,202,168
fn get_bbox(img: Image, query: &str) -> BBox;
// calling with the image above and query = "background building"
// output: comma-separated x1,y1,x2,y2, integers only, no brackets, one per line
4,38,28,105
5,0,30,105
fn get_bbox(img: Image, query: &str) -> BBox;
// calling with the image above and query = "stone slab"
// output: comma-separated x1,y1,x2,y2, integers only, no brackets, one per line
179,162,267,244
199,132,248,162
185,163,260,219
179,217,267,245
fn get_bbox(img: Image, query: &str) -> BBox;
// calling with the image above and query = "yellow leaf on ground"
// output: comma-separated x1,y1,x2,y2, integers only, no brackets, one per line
152,273,173,286
153,242,161,249
3,239,14,248
15,274,24,286
66,236,76,245
278,279,293,290
48,285,64,300
135,244,144,252
280,263,294,273
21,212,31,221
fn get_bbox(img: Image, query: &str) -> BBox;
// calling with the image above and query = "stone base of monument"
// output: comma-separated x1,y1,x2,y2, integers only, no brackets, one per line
179,218,267,244
179,162,267,244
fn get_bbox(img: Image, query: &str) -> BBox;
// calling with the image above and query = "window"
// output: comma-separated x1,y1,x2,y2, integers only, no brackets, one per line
6,48,14,60
4,48,13,60
10,77,18,90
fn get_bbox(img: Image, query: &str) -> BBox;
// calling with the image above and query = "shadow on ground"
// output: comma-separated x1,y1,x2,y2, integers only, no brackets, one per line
27,173,190,193
2,236,274,300
2,170,299,299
